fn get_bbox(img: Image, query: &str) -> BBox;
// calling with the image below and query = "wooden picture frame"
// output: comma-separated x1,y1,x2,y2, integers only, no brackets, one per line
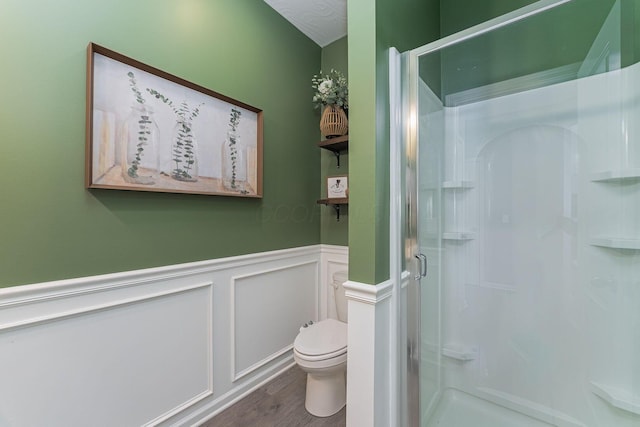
86,43,263,197
327,175,348,199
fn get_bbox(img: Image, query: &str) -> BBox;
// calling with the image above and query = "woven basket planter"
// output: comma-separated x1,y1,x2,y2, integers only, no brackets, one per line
320,104,348,138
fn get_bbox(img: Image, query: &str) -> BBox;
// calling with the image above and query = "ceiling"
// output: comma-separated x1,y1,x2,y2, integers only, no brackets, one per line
263,0,347,47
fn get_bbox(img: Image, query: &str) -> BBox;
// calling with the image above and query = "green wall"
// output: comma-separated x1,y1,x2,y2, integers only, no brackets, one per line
347,0,378,285
620,0,640,67
439,0,619,99
320,37,349,246
440,0,536,36
0,0,321,287
347,0,440,285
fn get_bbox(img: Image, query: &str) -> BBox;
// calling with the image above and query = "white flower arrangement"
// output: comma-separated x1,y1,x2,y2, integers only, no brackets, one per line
311,69,348,111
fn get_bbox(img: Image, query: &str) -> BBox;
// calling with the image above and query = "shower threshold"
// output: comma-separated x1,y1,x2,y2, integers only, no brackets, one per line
425,388,583,427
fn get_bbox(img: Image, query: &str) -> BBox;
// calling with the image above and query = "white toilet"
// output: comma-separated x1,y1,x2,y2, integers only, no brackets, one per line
293,270,348,417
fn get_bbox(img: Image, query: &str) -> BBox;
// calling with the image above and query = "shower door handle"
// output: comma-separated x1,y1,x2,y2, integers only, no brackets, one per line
414,253,427,280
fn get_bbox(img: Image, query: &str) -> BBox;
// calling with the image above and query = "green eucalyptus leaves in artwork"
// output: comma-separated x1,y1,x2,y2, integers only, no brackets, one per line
122,71,159,185
147,88,202,182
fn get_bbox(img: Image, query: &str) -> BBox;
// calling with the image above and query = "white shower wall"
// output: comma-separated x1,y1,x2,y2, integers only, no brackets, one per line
420,61,640,426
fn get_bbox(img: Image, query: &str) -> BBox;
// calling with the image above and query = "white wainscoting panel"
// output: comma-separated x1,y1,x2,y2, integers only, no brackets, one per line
0,281,213,427
231,261,318,381
320,245,349,320
0,244,347,427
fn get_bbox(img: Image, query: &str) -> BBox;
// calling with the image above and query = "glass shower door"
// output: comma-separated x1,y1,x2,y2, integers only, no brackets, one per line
415,70,445,423
405,0,640,426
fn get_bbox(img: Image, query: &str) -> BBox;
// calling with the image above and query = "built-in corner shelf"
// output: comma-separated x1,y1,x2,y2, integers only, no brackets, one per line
442,231,476,241
318,135,349,168
317,198,348,222
590,169,640,251
591,382,640,415
591,169,640,182
590,237,640,250
442,344,477,361
442,180,475,189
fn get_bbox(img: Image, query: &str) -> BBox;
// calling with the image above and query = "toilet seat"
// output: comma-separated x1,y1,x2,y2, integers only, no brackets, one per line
294,349,347,372
294,318,347,358
294,347,346,362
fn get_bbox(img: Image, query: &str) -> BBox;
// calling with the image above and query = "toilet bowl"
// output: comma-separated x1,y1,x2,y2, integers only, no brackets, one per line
294,318,347,416
293,270,349,417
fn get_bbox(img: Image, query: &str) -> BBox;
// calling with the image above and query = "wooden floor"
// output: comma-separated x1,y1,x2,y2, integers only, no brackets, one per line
201,365,346,427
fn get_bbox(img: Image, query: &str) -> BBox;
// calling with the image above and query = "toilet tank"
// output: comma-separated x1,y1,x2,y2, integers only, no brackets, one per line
333,270,349,322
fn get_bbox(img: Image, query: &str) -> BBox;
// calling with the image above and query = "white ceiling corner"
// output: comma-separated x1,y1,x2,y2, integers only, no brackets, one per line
264,0,347,48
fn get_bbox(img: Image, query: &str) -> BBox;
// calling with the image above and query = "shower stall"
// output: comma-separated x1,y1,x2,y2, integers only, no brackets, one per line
399,0,640,425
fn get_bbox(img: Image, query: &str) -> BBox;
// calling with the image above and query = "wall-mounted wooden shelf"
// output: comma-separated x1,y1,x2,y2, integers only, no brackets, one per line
318,135,349,168
317,198,348,221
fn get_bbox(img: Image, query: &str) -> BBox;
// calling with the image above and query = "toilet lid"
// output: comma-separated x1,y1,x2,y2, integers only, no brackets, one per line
294,318,347,357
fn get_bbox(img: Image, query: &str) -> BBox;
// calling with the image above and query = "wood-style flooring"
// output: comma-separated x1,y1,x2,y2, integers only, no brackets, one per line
201,365,346,427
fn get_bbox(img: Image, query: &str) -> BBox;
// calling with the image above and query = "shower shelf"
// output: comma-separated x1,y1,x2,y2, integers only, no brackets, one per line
442,344,477,361
591,169,640,182
442,180,475,189
442,232,476,240
590,237,640,250
590,382,640,415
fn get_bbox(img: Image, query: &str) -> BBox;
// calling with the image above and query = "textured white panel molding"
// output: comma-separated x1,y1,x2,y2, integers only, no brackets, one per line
0,281,213,427
230,260,318,381
264,0,347,47
343,279,393,305
0,244,345,427
320,244,349,320
0,281,211,333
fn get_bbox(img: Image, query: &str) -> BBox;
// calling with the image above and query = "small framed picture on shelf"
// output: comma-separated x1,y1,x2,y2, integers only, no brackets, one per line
327,175,348,199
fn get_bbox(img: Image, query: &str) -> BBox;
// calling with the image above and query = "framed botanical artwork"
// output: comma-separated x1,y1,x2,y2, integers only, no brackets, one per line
86,43,263,197
327,175,348,199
